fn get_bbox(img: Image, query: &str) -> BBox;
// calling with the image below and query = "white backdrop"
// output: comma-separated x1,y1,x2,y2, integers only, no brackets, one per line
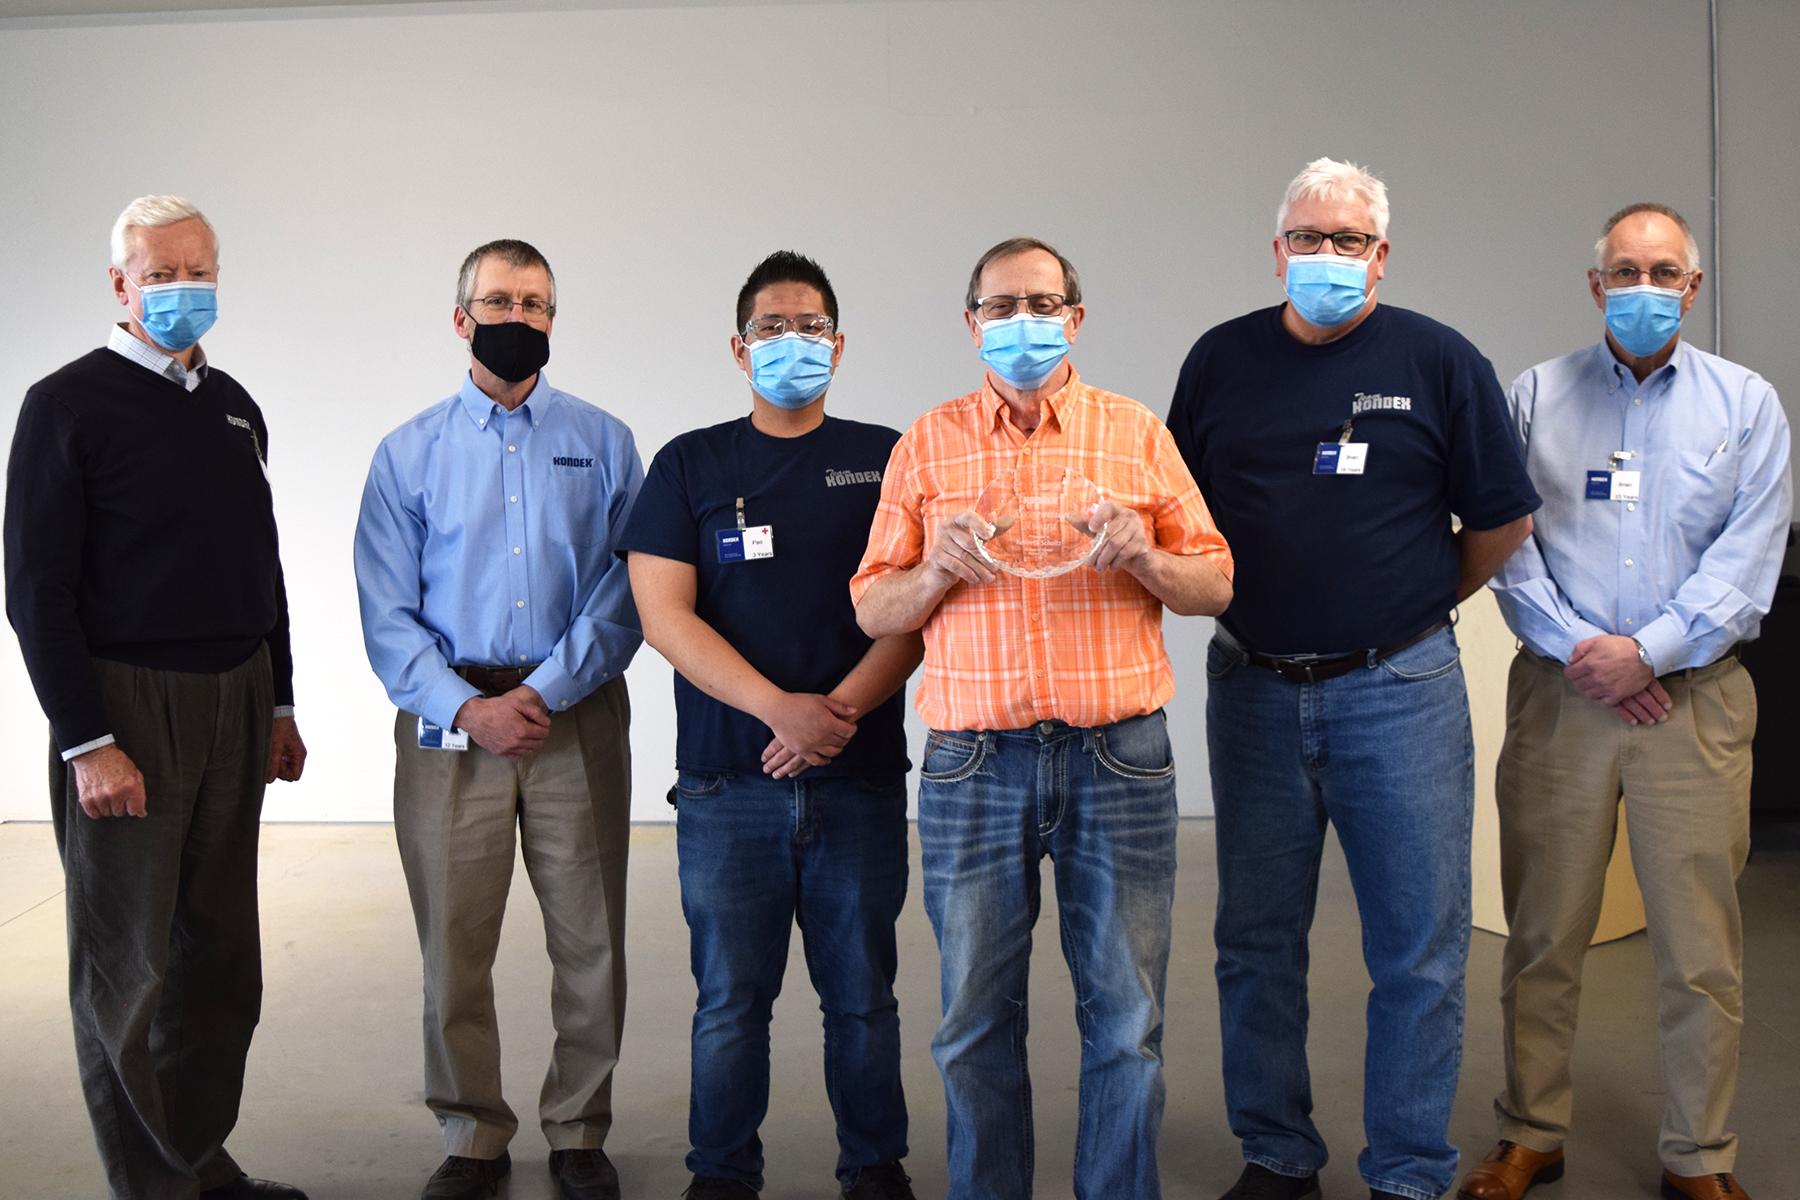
4,0,1788,822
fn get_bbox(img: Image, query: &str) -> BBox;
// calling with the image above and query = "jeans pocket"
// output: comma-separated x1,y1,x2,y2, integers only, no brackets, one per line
1205,635,1244,681
1378,628,1461,682
1092,711,1176,780
919,732,986,783
674,771,728,801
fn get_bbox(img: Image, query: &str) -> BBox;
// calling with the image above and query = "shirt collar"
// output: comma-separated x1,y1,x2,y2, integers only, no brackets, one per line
979,366,1082,434
1597,336,1688,394
458,371,551,428
108,322,207,389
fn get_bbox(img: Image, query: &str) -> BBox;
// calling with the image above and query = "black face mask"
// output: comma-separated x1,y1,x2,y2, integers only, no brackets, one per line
467,316,550,383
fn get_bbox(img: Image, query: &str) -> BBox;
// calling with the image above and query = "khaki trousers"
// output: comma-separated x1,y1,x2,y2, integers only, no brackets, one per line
1494,647,1754,1175
393,676,631,1159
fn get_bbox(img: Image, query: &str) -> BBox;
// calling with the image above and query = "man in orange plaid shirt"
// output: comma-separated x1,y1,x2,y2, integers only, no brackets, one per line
852,238,1233,1200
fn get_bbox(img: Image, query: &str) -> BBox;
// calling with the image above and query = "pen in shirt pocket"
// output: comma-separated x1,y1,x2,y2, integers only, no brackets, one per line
1704,435,1729,466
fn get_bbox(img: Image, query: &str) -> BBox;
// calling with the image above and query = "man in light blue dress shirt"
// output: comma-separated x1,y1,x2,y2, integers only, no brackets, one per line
1465,205,1791,1200
354,239,643,1200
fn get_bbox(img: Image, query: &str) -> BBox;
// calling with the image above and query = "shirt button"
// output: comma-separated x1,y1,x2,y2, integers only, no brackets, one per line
1030,612,1040,621
519,654,528,661
560,699,568,707
1625,558,1634,566
514,547,521,554
517,600,526,607
1627,503,1636,511
1634,398,1642,406
510,495,518,503
508,446,516,452
1626,617,1635,624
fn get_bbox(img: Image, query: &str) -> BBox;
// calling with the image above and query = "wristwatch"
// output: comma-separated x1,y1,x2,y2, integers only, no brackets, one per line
1632,637,1655,674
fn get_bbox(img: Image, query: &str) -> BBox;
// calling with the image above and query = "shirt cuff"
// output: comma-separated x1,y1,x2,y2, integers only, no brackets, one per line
523,657,588,714
1634,618,1690,676
61,734,116,762
272,705,295,719
421,673,483,733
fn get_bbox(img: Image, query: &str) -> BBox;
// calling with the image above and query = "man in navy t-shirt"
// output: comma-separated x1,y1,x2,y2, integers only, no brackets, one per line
618,252,923,1200
1165,159,1540,1200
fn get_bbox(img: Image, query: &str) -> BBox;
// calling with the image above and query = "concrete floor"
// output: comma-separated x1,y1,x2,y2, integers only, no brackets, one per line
2,820,1796,1200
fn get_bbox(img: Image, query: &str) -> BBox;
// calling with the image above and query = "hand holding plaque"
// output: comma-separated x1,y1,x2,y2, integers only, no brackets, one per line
972,464,1109,578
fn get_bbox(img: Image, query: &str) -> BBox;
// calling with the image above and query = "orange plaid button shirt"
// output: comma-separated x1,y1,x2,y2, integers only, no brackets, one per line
851,369,1233,732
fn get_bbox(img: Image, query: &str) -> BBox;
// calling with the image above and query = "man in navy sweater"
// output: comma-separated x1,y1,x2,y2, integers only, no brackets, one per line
4,195,307,1200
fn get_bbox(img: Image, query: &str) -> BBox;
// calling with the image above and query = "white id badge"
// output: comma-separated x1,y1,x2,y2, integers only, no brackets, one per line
417,717,469,752
1610,470,1640,501
741,524,774,559
1313,443,1369,475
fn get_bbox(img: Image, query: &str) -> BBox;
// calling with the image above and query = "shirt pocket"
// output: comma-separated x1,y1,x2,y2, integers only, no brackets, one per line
1670,443,1737,543
535,472,612,547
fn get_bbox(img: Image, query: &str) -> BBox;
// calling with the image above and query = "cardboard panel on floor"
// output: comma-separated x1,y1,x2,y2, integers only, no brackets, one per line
1462,586,1646,945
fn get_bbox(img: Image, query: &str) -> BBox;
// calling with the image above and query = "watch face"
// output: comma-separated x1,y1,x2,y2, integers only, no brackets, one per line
972,464,1108,579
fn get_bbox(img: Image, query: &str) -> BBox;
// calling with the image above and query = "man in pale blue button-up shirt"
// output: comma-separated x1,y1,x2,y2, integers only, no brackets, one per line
355,239,642,1200
1465,205,1791,1200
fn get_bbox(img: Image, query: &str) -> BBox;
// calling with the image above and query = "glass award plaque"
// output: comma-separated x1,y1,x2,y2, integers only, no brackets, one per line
972,464,1108,578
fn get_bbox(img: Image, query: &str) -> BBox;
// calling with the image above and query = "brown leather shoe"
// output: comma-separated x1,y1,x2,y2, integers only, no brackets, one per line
1457,1141,1565,1200
1661,1170,1753,1200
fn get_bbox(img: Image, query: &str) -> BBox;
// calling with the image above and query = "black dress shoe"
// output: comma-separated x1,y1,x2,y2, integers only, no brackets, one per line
1219,1163,1323,1200
844,1161,917,1200
200,1177,309,1200
550,1148,620,1200
684,1175,758,1200
422,1151,512,1200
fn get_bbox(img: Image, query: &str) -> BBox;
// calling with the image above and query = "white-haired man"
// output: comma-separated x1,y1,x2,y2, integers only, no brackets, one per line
355,238,641,1200
1465,204,1791,1200
4,196,307,1200
1166,159,1540,1200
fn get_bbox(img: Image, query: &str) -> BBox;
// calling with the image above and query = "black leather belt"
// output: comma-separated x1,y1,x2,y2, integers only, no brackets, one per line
1244,618,1451,684
454,664,540,696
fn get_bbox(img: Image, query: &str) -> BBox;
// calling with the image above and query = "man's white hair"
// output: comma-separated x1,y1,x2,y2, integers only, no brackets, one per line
1592,202,1701,272
1276,158,1390,240
110,195,218,270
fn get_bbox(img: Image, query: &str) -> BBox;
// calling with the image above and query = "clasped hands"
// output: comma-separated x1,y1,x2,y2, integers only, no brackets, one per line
1566,634,1672,725
923,499,1151,586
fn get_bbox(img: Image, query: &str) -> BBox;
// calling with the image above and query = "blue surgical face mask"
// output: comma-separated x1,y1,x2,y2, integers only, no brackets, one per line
123,274,218,351
1283,252,1372,329
747,331,835,409
1603,283,1685,358
978,312,1071,389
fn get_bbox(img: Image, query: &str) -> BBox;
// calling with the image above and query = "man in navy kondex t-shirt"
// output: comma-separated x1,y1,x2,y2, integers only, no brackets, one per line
1165,159,1540,1200
617,252,923,1200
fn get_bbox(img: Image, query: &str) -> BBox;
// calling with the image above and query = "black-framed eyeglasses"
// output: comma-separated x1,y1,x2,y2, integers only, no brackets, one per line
744,314,835,341
466,295,555,319
1281,229,1379,256
1598,264,1693,291
973,293,1069,321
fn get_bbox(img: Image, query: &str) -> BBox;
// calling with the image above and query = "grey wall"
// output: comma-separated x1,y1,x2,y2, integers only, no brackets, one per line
0,0,1791,821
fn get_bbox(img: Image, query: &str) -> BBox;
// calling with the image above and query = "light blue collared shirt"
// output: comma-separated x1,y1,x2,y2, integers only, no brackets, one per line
354,373,644,728
1491,338,1792,672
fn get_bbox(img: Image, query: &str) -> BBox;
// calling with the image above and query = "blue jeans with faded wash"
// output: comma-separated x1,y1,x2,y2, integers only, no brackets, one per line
675,769,910,1192
918,710,1179,1200
1206,625,1474,1200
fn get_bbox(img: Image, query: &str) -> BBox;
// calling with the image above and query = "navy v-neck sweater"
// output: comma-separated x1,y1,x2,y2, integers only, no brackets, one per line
5,349,294,752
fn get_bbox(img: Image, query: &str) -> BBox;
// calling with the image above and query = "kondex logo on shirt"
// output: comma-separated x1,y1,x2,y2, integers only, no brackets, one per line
1351,392,1412,416
824,468,882,487
552,455,594,468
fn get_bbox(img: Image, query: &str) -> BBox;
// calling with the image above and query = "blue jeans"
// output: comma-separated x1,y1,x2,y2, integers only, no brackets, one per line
919,711,1179,1200
1206,626,1474,1200
675,770,910,1191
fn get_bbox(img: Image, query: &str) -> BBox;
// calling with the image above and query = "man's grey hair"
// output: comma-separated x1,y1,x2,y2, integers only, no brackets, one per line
110,195,217,271
456,238,557,313
964,237,1082,312
1275,158,1390,240
1593,202,1701,273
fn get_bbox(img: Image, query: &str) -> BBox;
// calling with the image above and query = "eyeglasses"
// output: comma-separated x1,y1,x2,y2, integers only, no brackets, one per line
973,293,1069,321
1281,230,1379,256
465,295,555,320
1599,265,1693,291
743,314,835,341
